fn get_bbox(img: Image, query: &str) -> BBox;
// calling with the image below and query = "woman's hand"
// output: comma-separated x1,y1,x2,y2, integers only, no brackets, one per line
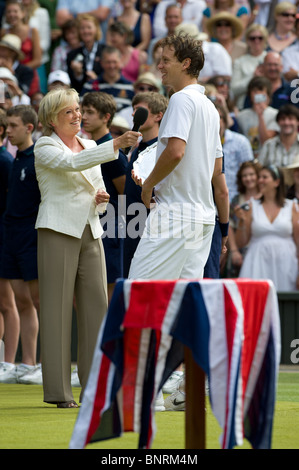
95,189,110,205
113,131,141,151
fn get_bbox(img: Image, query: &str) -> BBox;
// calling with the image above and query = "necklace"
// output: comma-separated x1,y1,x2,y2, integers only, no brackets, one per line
274,30,291,40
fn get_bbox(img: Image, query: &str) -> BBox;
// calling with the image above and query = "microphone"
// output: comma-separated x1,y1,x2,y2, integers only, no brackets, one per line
124,106,148,155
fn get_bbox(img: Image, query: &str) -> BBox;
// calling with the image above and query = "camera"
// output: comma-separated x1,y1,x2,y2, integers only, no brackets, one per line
240,202,250,211
253,93,267,103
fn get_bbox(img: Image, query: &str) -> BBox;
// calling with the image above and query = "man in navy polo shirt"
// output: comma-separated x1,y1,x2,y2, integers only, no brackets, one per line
80,46,134,113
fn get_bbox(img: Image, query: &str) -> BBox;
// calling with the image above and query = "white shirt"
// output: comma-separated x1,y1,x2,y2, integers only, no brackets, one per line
282,40,299,74
154,84,222,224
200,41,232,79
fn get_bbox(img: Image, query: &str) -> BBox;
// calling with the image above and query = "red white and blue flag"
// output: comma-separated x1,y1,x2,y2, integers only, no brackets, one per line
69,278,280,449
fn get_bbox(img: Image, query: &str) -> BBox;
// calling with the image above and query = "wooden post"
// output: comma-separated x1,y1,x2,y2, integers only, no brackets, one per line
184,346,206,449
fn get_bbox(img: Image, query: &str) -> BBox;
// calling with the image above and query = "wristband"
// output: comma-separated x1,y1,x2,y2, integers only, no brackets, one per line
219,221,229,237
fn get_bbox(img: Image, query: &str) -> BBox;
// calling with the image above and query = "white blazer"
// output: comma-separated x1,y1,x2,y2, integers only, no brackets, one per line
34,132,119,239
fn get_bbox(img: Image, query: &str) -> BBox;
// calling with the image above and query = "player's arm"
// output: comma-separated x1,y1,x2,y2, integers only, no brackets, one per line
212,157,230,253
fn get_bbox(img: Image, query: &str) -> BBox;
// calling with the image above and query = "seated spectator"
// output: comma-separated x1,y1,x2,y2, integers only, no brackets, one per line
236,165,299,291
0,34,35,97
21,0,51,94
283,159,299,200
202,0,250,35
215,102,254,203
236,76,280,158
231,23,268,110
2,0,42,71
67,13,106,94
174,22,233,82
147,3,183,65
259,104,299,167
253,51,299,110
80,46,135,112
55,0,114,39
205,11,247,62
227,160,261,277
0,67,31,105
207,75,239,130
50,18,81,73
152,0,207,39
108,0,152,51
267,2,297,54
117,71,162,128
110,115,130,138
47,70,71,91
282,15,299,82
106,21,147,83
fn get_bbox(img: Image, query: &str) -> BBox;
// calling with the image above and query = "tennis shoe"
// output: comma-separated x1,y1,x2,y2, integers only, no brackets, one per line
0,362,17,383
164,389,186,411
155,389,165,411
18,364,43,385
162,371,183,394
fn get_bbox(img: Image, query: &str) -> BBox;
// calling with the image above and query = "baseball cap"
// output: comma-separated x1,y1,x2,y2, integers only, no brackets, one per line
48,70,71,86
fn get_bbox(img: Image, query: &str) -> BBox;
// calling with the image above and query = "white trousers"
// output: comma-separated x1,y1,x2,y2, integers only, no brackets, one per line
128,207,214,280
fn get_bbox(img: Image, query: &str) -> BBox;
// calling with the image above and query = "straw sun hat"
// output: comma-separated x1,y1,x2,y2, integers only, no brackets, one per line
0,34,25,61
206,12,244,39
281,159,299,186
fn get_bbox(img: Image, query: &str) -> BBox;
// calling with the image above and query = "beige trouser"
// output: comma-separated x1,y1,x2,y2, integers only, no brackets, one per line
38,226,107,404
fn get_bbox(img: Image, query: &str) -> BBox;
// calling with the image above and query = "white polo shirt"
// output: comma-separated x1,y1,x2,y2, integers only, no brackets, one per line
154,84,223,224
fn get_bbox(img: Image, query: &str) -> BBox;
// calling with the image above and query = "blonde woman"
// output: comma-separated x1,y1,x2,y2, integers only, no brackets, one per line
231,23,268,109
34,87,140,407
202,0,250,36
267,2,297,54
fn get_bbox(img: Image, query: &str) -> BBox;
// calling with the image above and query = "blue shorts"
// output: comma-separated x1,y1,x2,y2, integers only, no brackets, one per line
203,219,222,279
101,220,124,284
0,222,38,281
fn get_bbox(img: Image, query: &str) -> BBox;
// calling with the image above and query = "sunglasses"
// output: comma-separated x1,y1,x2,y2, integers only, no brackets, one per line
136,85,156,92
248,36,264,41
280,12,296,18
215,79,230,86
215,21,231,27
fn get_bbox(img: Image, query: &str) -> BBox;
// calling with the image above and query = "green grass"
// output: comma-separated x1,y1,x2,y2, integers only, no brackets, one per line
0,371,298,450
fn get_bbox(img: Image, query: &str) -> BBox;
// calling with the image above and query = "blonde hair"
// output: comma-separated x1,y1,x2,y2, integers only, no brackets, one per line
275,1,296,16
38,88,79,136
245,23,268,41
77,13,102,41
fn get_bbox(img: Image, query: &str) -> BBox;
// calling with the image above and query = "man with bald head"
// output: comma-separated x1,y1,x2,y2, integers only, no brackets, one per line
257,51,298,109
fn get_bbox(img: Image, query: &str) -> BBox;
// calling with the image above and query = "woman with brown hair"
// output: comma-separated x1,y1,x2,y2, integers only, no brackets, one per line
66,13,105,93
227,160,261,277
235,165,299,291
106,21,147,82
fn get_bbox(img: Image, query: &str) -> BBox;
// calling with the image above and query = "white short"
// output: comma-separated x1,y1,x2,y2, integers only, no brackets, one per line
128,206,214,280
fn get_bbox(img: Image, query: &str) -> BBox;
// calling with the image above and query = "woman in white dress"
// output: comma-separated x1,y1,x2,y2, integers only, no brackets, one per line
235,165,299,291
